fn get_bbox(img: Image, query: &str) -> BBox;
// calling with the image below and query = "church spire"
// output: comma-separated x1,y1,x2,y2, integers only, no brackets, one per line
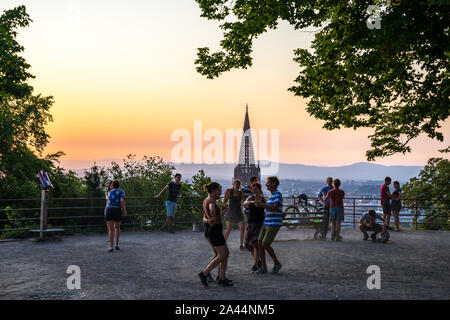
243,103,250,132
234,104,261,186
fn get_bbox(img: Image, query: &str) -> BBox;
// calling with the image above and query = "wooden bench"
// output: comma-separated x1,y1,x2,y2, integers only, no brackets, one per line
30,228,64,241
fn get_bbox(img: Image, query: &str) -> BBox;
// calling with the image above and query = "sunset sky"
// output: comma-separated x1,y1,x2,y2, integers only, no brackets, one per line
3,0,449,169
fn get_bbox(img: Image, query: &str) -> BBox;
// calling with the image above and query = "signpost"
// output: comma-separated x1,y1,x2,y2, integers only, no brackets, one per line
31,170,63,241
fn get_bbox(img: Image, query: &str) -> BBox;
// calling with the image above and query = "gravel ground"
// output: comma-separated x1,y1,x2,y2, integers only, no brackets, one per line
0,227,449,300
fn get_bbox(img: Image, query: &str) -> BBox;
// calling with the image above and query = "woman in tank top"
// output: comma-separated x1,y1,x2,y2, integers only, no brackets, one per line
198,182,232,287
223,179,247,250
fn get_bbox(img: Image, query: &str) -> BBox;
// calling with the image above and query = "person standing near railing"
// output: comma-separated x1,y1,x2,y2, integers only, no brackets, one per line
391,181,402,232
317,177,333,239
154,173,182,234
105,180,127,252
380,177,393,227
323,179,345,241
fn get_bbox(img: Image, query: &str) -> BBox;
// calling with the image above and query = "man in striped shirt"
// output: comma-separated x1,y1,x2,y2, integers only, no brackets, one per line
254,176,283,274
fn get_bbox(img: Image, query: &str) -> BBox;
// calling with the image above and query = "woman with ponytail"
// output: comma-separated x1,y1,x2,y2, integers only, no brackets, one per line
198,182,233,287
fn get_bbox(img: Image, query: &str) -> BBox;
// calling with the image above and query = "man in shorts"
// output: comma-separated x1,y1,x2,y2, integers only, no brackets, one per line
154,173,182,233
380,177,393,226
254,176,283,274
359,209,385,241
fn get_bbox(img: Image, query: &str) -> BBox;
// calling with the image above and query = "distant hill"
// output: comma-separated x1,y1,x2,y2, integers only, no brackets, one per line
70,161,423,183
172,162,423,183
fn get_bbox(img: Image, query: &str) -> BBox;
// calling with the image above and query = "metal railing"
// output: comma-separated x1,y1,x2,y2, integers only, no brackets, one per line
0,195,448,236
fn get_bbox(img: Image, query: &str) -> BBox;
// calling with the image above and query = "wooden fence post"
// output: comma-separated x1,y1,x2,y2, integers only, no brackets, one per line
40,189,49,239
353,198,356,229
414,199,418,230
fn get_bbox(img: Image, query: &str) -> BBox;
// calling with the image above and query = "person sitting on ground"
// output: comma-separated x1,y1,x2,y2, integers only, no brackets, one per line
359,209,385,241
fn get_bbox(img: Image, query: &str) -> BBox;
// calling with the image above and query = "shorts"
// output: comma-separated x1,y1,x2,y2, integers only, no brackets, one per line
391,200,401,212
204,223,209,238
166,200,177,217
105,206,123,222
207,224,226,247
382,203,392,216
329,206,344,222
244,222,263,251
258,225,280,245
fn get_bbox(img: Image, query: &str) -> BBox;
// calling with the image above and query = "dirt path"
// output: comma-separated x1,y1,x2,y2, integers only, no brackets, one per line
0,227,449,300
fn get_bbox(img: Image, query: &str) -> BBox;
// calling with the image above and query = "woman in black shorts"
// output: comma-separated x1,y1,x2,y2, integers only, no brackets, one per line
105,180,127,252
202,213,224,282
198,182,232,287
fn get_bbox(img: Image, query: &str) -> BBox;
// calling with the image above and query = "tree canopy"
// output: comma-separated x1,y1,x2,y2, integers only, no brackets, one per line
403,157,449,230
0,5,61,199
194,0,449,160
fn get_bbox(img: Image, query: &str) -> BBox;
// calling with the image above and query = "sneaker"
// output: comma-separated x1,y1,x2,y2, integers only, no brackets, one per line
257,260,262,269
363,233,369,241
251,265,258,273
206,273,215,282
331,233,336,241
337,235,343,241
108,247,114,252
218,279,233,286
115,245,120,250
240,245,246,251
254,267,268,274
198,272,208,287
272,263,282,274
370,233,377,240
